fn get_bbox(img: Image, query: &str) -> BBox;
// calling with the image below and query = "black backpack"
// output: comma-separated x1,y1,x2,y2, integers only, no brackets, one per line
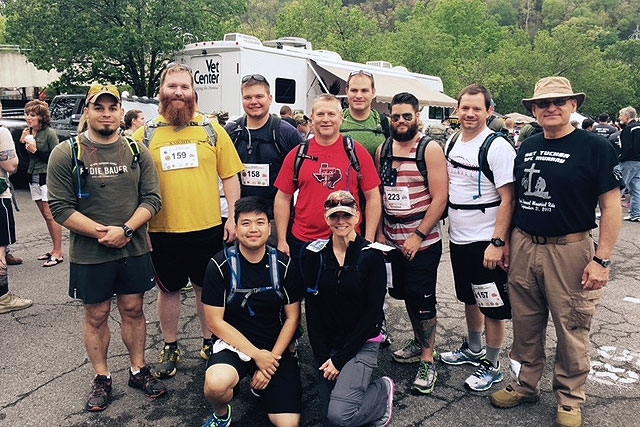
227,115,286,158
292,135,361,185
378,135,431,187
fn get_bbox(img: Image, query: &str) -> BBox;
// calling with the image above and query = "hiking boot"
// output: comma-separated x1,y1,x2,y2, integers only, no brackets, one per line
202,404,231,427
490,384,540,408
0,291,32,314
557,405,582,427
464,359,504,391
200,341,212,361
86,375,112,412
154,344,180,378
440,340,485,366
5,253,23,265
412,360,437,394
371,376,395,427
128,365,167,398
393,339,421,363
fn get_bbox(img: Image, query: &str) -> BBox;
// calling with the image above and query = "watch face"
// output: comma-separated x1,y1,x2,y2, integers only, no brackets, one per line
491,238,505,247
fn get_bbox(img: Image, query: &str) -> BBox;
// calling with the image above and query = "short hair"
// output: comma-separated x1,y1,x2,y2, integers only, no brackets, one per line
597,113,609,123
311,94,342,114
620,106,637,120
124,109,143,129
241,75,270,95
160,63,195,89
24,100,52,128
581,118,594,129
391,92,419,112
234,196,270,224
280,105,292,116
346,70,375,90
457,84,492,110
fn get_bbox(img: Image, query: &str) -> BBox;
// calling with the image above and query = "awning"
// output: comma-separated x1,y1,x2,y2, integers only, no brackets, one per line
0,52,60,88
505,112,535,124
313,61,457,108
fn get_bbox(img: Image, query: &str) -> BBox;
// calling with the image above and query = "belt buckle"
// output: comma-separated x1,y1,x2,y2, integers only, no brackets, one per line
531,234,547,245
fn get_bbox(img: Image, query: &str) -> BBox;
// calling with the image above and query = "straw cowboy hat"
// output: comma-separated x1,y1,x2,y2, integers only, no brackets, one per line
522,76,585,112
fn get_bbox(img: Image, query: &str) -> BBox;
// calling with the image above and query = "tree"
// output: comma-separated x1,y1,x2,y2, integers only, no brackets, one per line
0,15,6,44
4,0,246,96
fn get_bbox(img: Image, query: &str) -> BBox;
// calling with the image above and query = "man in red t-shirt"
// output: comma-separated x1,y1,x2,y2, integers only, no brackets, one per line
274,94,381,266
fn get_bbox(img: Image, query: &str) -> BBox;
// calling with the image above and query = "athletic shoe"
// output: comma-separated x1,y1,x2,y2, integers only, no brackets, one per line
439,340,485,366
624,215,640,222
154,344,180,378
464,359,504,391
490,384,540,408
200,341,212,361
5,253,23,265
128,365,167,398
393,339,421,363
202,404,232,427
371,376,395,426
86,375,112,412
412,360,437,394
557,405,582,427
0,291,32,314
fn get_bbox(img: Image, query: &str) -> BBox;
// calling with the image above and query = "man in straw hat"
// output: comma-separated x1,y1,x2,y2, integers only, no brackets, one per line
489,77,623,427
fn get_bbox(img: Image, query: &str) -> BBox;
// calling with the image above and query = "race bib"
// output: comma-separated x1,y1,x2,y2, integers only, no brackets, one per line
384,186,411,210
471,282,504,307
160,144,199,171
240,163,269,187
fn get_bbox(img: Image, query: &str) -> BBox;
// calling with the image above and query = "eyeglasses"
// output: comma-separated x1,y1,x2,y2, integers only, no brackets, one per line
328,212,354,220
390,113,414,122
165,62,192,73
242,74,268,84
532,98,572,109
324,196,357,210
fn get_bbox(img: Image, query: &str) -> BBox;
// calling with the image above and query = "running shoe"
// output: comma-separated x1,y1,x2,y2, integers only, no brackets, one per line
202,404,232,427
439,340,485,366
393,339,421,363
464,359,503,391
154,344,180,378
128,365,167,398
86,375,112,412
412,360,437,394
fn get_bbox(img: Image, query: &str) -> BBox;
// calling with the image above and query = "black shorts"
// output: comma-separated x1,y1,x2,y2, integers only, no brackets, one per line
449,241,511,320
0,198,16,247
206,349,302,414
69,254,156,304
150,226,224,292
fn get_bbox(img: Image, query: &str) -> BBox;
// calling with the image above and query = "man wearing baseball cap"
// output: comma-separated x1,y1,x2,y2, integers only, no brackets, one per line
48,82,166,411
490,77,622,427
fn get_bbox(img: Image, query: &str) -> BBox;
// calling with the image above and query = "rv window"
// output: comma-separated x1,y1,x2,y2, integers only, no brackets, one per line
275,78,296,104
428,107,444,121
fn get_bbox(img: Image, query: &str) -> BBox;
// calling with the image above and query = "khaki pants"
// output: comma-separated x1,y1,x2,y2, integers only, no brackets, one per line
507,228,602,408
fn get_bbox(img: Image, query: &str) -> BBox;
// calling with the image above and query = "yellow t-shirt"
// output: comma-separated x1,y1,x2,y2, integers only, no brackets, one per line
133,114,243,233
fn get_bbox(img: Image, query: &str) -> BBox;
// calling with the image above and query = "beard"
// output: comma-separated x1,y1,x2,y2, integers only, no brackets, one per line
96,126,117,137
159,92,196,126
391,121,419,142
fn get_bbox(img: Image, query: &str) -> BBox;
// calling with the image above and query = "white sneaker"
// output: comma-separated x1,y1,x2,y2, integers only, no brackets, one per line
0,291,33,314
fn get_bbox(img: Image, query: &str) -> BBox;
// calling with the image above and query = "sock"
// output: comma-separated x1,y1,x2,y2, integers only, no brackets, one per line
96,373,111,379
164,341,177,348
468,330,483,353
0,286,8,298
485,346,501,367
130,368,140,376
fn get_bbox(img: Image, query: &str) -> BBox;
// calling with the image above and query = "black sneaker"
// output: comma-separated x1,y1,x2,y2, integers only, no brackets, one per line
128,365,168,398
86,375,112,412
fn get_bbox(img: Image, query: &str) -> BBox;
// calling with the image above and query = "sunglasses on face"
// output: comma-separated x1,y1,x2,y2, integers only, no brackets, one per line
533,98,572,109
390,113,414,122
324,197,357,210
165,62,192,73
242,74,268,84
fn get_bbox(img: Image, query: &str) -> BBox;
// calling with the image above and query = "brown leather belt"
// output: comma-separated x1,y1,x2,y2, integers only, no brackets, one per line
517,228,590,245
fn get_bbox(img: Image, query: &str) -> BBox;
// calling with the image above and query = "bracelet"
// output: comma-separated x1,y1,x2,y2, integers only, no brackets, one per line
414,229,427,240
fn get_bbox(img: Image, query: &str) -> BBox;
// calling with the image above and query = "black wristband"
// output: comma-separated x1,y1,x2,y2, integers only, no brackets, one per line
415,229,427,240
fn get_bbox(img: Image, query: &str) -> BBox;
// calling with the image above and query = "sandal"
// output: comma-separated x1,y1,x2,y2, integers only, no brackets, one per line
43,256,64,267
37,252,52,260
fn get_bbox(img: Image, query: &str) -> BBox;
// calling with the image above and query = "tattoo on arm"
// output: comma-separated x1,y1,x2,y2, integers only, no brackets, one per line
0,150,16,161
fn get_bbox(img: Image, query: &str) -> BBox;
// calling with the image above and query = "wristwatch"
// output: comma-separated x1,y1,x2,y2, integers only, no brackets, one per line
592,256,611,268
122,224,134,238
490,237,506,247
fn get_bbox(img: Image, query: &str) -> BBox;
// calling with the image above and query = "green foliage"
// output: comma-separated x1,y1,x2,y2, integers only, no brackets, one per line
4,0,246,96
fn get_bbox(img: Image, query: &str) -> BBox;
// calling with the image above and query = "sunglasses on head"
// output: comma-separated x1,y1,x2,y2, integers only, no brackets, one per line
242,74,268,84
165,62,192,73
533,97,572,109
324,197,357,210
349,70,373,78
390,113,414,122
329,212,354,220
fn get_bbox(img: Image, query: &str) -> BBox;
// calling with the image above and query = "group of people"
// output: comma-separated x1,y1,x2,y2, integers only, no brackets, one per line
1,61,623,427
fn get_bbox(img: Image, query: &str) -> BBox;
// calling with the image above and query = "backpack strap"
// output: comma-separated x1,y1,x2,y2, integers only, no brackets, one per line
68,137,89,199
343,135,362,182
380,114,391,138
144,118,217,148
303,239,329,295
293,138,317,185
201,117,218,147
415,136,431,187
378,137,394,186
124,136,140,169
269,115,285,157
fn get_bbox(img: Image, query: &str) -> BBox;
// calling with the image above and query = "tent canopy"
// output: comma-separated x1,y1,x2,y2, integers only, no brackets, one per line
313,61,457,108
0,52,60,88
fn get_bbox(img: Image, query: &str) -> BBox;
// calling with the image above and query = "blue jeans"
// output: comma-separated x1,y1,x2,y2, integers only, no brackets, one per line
621,161,640,218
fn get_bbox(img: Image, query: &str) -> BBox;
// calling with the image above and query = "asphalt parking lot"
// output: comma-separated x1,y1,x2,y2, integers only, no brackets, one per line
1,188,639,426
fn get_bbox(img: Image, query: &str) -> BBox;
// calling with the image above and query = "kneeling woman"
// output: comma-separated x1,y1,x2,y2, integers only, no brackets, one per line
303,191,394,427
